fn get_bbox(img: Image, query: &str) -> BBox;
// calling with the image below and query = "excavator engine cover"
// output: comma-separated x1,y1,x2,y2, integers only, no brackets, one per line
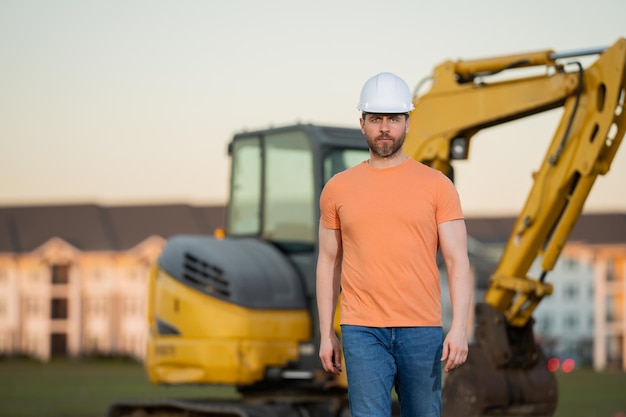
441,303,558,417
158,235,307,309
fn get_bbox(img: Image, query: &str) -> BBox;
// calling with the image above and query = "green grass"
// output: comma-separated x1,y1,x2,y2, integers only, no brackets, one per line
0,359,624,417
554,369,626,417
0,358,238,417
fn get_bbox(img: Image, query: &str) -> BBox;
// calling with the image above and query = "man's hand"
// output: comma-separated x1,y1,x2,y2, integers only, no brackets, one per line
319,333,342,374
441,327,468,373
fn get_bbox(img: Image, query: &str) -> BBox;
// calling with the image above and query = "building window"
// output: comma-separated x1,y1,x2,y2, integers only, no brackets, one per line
564,314,579,330
563,284,579,300
606,296,615,322
539,315,553,333
50,333,67,357
51,264,70,284
606,259,615,281
51,298,68,319
564,258,577,270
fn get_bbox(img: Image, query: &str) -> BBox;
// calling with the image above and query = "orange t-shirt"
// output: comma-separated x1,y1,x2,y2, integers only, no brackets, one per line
320,158,464,327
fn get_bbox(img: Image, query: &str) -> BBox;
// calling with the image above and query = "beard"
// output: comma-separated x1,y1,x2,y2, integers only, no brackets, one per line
366,131,406,158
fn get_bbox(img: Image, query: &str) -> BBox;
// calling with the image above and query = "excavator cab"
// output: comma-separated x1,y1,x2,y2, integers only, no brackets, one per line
226,125,369,255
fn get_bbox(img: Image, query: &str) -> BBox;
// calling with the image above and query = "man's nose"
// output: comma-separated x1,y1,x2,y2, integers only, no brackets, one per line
379,117,391,131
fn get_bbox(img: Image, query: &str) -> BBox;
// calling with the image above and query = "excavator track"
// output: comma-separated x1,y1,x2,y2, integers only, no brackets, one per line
108,398,348,417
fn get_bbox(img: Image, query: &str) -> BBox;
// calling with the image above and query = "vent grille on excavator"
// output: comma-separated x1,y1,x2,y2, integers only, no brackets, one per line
182,252,230,297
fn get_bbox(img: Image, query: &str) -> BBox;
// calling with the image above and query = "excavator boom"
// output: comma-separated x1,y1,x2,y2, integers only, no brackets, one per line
404,38,626,416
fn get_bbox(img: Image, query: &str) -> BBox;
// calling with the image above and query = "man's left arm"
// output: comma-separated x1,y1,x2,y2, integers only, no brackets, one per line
438,219,472,372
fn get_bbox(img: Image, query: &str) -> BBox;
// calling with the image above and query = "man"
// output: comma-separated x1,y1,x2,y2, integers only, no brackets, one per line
316,72,472,417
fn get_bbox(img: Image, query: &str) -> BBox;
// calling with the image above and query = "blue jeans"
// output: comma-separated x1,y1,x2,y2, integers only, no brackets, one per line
341,325,443,417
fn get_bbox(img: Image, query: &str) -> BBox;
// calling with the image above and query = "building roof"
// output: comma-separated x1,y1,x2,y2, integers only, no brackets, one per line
565,212,626,245
1,203,624,254
464,212,626,246
0,204,226,253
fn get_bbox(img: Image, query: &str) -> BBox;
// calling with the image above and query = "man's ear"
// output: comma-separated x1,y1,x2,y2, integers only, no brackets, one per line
405,116,411,133
359,117,365,134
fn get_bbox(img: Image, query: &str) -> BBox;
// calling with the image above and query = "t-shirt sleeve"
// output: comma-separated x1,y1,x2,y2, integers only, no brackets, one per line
320,178,341,230
436,173,464,224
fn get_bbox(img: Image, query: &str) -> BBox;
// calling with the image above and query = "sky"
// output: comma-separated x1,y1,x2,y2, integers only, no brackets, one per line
1,0,625,216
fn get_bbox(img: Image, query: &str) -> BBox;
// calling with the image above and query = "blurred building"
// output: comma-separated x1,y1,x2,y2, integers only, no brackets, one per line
465,213,626,371
0,204,225,361
559,217,626,371
0,204,624,372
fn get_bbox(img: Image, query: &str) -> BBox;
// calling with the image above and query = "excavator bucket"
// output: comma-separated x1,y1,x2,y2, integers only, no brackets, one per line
441,303,558,417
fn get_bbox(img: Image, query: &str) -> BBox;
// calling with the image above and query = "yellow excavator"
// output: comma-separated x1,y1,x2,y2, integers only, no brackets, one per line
108,38,626,417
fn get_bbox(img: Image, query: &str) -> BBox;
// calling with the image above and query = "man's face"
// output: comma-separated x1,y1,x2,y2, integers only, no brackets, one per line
360,113,409,158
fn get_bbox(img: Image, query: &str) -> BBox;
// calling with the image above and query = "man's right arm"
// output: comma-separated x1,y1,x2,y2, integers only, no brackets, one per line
316,223,343,374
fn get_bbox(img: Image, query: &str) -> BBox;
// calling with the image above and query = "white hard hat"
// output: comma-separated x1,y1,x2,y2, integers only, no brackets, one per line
356,72,415,113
